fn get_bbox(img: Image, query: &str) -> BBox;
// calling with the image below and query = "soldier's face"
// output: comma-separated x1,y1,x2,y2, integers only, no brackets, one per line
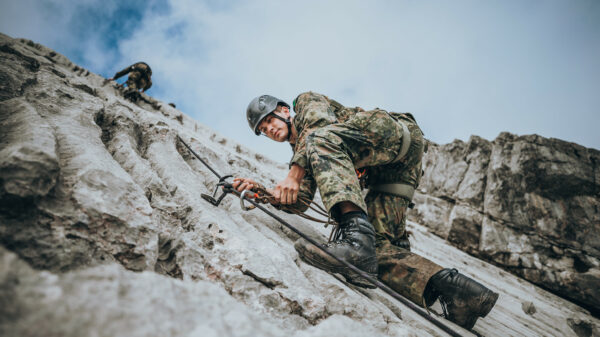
258,108,290,142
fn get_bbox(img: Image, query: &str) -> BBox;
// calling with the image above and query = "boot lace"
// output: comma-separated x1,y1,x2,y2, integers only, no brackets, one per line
328,224,356,245
429,268,459,319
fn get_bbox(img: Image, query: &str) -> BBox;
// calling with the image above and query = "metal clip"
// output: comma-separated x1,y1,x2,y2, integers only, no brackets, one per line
239,190,256,211
201,174,233,206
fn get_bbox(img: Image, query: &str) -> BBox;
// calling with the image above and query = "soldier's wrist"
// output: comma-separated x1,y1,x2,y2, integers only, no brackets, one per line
288,164,305,182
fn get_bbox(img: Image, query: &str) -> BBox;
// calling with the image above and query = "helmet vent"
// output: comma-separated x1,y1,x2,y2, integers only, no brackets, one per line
258,95,267,111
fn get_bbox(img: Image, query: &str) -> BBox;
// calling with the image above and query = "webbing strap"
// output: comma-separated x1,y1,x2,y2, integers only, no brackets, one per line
394,119,411,163
369,183,415,201
328,98,344,113
364,113,416,201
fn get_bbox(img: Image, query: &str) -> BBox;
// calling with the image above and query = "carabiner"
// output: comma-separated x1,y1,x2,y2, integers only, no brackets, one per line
239,190,256,211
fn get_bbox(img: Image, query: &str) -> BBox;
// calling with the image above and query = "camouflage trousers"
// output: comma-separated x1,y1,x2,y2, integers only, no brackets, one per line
125,70,149,91
369,194,443,304
305,109,442,305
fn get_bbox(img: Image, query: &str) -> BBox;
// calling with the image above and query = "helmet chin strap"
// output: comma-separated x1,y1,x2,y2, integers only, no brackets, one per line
271,114,292,141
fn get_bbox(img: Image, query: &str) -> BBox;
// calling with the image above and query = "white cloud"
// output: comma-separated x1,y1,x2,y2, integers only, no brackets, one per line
115,0,600,163
2,0,599,164
1,0,125,73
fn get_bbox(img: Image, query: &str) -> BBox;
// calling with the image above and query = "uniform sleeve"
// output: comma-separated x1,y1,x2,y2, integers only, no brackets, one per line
279,174,317,213
113,65,133,80
290,92,337,170
144,78,152,90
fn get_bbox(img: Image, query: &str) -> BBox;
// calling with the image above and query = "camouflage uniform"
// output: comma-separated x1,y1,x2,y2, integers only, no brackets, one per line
287,91,442,305
112,62,153,92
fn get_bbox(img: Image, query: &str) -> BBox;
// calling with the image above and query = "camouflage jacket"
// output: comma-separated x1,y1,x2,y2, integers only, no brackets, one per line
285,91,421,213
285,92,369,212
113,62,152,81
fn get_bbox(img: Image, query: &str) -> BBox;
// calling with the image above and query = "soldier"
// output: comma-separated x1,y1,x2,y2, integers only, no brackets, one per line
234,93,499,330
108,62,152,101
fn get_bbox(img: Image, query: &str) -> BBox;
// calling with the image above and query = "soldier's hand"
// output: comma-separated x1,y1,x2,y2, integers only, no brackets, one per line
232,177,258,194
274,176,299,205
107,77,114,81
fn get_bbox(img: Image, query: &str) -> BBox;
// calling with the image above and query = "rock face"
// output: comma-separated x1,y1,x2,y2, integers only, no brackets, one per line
410,134,600,315
1,33,599,337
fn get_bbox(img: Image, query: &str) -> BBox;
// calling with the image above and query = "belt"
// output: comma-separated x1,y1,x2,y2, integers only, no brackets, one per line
369,183,415,201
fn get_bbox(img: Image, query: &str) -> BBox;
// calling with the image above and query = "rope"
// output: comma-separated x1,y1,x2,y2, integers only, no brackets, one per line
249,184,336,226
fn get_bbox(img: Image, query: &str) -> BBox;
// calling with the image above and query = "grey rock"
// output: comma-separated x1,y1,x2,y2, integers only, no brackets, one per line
412,131,600,314
567,317,599,337
521,301,536,315
0,246,283,337
0,98,58,199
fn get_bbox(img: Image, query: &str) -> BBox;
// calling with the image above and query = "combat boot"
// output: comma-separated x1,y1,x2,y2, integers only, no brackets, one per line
424,268,499,330
294,212,378,288
123,87,140,102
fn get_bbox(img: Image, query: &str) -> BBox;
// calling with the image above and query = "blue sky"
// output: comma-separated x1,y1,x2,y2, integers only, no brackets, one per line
1,0,599,163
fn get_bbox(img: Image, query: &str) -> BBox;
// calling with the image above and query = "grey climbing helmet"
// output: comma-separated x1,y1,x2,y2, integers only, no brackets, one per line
246,95,290,135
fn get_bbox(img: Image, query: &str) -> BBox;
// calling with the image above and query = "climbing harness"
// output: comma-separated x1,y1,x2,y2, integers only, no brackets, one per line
177,135,462,337
356,166,415,208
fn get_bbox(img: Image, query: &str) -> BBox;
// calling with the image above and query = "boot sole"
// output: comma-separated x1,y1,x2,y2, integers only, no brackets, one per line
297,245,378,289
459,291,499,330
344,270,378,289
478,291,499,318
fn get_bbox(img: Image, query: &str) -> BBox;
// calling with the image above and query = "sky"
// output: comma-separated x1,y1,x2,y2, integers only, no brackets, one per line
1,0,599,164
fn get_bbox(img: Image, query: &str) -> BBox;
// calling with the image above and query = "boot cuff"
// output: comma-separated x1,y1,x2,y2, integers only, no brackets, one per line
339,211,368,224
423,279,439,307
423,268,456,307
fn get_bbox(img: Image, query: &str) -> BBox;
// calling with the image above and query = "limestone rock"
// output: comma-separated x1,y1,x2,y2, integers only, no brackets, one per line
521,301,537,315
411,131,600,315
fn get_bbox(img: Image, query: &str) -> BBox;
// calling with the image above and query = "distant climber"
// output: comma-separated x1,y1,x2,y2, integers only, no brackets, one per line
108,62,152,102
